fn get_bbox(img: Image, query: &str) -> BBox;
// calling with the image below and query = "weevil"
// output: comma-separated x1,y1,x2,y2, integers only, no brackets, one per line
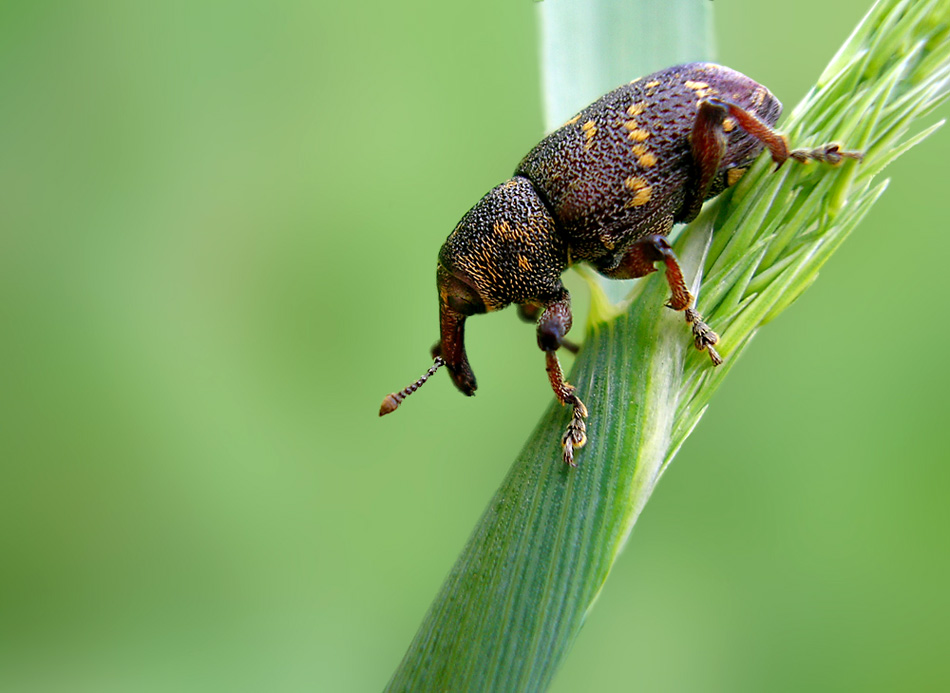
379,62,861,466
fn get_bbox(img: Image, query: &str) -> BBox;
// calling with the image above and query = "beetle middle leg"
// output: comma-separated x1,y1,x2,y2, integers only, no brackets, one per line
601,235,723,365
534,293,588,466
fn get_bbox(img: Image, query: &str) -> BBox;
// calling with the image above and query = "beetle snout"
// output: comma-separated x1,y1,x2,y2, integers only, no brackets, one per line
447,362,477,396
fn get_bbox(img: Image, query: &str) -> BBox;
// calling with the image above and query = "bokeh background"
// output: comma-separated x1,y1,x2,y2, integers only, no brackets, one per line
2,1,948,691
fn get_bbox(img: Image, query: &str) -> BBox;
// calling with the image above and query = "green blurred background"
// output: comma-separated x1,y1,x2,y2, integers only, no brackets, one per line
2,1,948,691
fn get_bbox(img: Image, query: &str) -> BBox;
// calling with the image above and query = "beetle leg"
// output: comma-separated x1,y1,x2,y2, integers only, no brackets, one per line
602,235,723,366
546,350,588,467
705,97,863,168
536,294,588,466
682,99,731,222
519,303,580,354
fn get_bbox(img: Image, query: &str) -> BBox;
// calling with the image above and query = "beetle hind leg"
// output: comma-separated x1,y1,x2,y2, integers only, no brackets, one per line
703,97,863,169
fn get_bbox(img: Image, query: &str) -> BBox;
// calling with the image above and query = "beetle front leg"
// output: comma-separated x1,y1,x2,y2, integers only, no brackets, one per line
518,303,580,354
536,293,588,466
602,235,723,366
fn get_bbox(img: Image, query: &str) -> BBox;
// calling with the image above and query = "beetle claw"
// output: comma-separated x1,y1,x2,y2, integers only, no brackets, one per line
685,308,723,366
789,143,864,166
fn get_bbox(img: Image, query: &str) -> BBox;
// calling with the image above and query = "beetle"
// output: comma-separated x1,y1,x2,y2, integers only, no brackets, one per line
379,62,861,466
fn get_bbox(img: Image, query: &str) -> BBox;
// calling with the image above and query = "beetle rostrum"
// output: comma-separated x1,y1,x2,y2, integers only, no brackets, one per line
379,62,861,466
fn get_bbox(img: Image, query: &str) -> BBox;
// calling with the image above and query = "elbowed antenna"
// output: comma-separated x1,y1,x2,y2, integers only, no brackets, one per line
379,357,446,416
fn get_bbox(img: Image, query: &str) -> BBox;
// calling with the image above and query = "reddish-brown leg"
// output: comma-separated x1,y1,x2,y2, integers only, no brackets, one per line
705,97,863,168
534,293,588,466
684,97,863,222
681,99,730,222
602,235,722,365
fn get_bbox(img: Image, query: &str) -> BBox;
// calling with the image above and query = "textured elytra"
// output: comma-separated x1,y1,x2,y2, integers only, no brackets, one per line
437,63,784,314
515,62,781,272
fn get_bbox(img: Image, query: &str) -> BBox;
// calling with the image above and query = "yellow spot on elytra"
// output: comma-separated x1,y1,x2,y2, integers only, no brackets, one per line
623,119,651,141
494,220,512,236
581,119,597,149
624,176,648,191
625,185,653,207
685,80,717,100
518,254,533,272
630,143,658,167
723,117,736,133
727,167,747,186
564,114,581,127
645,80,660,88
627,102,647,116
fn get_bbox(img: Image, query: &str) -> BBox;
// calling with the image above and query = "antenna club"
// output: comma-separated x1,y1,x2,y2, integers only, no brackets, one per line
377,356,445,417
379,394,401,416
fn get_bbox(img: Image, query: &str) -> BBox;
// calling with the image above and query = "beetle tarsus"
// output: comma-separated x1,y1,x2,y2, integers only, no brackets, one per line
789,143,863,166
684,307,723,366
561,395,589,467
